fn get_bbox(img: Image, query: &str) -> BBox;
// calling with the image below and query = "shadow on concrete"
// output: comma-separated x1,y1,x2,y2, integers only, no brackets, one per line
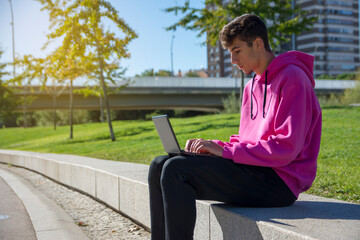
211,200,360,240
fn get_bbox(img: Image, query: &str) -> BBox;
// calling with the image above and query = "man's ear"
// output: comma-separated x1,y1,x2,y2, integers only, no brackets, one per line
254,38,264,50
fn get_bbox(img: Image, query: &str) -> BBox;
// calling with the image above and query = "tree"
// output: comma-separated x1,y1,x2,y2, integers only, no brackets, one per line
185,70,200,77
0,80,18,127
48,43,88,138
75,62,130,123
156,70,172,77
8,54,41,128
342,78,360,105
135,68,172,77
38,0,137,141
0,48,18,127
136,68,155,77
39,58,68,130
317,74,335,80
165,0,316,49
336,73,356,80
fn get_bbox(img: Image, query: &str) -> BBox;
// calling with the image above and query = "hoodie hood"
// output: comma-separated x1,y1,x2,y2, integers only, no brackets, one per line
258,51,315,88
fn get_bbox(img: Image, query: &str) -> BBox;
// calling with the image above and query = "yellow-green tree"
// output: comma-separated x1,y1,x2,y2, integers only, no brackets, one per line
75,61,130,123
0,48,19,127
38,0,137,141
37,56,68,130
9,55,42,128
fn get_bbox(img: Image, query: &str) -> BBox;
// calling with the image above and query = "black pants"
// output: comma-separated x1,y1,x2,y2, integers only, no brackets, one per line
148,154,296,240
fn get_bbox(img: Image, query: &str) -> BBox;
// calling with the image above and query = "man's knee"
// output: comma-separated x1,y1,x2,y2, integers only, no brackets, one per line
148,155,170,184
160,156,188,187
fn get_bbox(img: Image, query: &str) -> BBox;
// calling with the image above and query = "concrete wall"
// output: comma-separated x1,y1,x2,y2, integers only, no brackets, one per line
0,150,359,240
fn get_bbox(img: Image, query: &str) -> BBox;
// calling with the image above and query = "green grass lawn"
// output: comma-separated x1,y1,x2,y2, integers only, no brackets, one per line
0,107,359,203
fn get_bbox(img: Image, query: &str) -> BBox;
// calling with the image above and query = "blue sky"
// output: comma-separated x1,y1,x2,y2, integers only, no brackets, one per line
0,0,207,78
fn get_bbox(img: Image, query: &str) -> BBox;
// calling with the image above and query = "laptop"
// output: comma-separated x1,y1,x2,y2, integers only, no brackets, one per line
152,115,189,156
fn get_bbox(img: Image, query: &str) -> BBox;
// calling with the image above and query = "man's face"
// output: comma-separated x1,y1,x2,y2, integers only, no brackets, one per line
228,38,259,75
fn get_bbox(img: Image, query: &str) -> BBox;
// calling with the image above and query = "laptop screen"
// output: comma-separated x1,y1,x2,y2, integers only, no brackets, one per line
152,115,182,155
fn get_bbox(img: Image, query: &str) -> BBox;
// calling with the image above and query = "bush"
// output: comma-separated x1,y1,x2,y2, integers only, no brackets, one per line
342,80,360,105
222,91,240,114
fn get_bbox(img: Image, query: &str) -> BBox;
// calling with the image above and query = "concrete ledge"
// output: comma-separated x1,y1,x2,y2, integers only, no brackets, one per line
0,149,359,240
0,165,89,240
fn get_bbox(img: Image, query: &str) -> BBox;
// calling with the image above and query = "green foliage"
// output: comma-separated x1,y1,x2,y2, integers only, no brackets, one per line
8,55,45,86
317,74,336,80
342,80,360,105
38,0,138,140
165,0,316,49
136,68,155,77
185,71,200,77
317,73,356,80
0,48,8,79
317,94,343,107
0,48,19,127
318,75,360,106
222,91,240,114
156,70,172,77
0,81,19,127
135,69,172,77
336,73,357,80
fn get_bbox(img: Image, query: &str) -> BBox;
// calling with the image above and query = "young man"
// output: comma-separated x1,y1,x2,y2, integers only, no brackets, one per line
148,14,322,240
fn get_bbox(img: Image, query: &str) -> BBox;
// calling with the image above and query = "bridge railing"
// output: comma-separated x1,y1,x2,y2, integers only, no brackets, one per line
11,77,357,93
128,77,250,89
127,77,356,90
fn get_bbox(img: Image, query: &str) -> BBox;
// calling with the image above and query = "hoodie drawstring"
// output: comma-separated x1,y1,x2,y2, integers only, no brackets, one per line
250,70,268,119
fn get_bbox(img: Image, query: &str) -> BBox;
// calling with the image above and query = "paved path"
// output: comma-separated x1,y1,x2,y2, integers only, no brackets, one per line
0,175,37,240
0,164,151,240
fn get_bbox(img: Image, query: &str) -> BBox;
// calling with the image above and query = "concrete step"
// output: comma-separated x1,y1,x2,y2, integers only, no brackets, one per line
0,164,89,240
0,149,359,240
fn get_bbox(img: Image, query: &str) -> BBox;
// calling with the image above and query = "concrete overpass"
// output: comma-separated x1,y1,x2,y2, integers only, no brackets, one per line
13,77,356,111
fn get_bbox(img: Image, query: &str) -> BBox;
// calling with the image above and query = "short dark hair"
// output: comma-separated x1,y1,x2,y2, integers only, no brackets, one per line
219,14,271,52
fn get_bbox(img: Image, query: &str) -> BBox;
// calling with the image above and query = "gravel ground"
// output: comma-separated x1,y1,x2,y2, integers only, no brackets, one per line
0,164,151,240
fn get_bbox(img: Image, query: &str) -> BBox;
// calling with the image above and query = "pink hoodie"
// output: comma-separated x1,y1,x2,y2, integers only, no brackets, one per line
213,51,322,198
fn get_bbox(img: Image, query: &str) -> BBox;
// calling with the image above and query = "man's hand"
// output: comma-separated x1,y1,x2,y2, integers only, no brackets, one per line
185,138,223,157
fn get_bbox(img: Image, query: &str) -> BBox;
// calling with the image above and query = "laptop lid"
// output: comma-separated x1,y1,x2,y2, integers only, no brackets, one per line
152,115,182,155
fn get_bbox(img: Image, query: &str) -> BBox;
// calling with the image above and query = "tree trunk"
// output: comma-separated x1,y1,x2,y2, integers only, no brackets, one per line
99,58,115,141
99,94,104,122
70,79,73,139
53,81,57,130
53,91,57,130
23,85,27,128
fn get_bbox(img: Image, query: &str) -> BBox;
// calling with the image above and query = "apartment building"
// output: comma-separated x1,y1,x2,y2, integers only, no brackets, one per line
296,0,359,77
207,0,360,78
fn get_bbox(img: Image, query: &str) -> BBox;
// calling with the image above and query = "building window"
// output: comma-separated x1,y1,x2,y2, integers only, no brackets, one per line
326,28,352,34
318,46,353,52
325,0,352,7
319,19,353,25
341,65,355,70
327,37,354,43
